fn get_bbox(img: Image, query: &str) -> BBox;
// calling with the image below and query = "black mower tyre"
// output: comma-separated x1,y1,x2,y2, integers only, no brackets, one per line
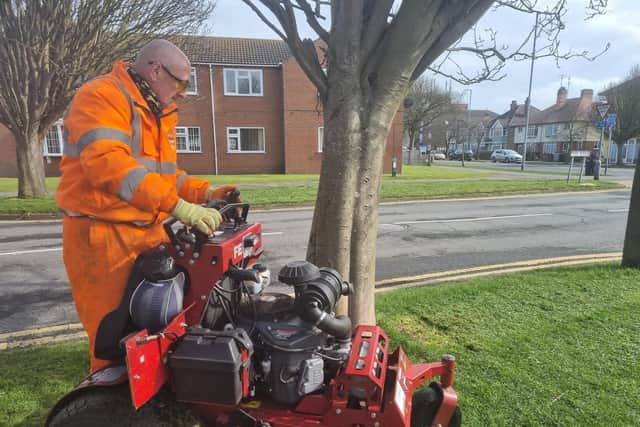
48,384,201,427
410,385,461,427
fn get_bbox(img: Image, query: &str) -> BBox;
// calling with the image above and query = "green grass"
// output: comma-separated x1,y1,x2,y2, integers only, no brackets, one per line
0,165,484,194
0,179,621,214
1,264,638,426
377,263,640,426
0,341,89,426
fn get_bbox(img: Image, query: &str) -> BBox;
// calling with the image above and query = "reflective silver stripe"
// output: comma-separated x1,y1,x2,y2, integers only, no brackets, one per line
59,208,154,227
112,80,141,156
137,158,177,175
176,174,188,191
63,128,130,158
118,167,148,202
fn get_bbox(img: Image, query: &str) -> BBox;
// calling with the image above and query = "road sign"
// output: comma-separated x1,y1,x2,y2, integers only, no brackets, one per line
571,150,590,157
595,120,606,129
596,103,610,119
607,113,617,127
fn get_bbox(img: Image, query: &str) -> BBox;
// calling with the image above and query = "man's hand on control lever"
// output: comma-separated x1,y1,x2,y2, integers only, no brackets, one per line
205,184,240,203
171,199,223,235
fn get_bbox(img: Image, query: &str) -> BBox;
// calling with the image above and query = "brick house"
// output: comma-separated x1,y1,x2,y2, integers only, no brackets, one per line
484,87,602,161
0,36,403,177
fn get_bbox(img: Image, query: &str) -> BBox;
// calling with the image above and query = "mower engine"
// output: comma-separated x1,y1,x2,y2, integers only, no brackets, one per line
170,258,354,407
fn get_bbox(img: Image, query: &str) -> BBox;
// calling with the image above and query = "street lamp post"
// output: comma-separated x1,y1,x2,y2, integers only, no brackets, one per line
521,12,540,172
462,88,472,167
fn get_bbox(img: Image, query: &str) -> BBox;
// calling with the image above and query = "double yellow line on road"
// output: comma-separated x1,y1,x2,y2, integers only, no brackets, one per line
0,252,622,351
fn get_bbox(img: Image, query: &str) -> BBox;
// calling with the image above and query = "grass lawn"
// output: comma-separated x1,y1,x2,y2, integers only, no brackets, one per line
0,165,485,193
1,264,638,426
0,178,621,214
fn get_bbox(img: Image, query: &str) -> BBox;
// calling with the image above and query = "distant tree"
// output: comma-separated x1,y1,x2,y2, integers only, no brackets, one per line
242,0,608,325
604,65,640,166
0,0,214,198
404,77,453,161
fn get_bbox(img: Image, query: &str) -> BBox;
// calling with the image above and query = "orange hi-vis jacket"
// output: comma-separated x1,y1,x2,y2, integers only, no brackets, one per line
57,61,209,372
56,60,208,223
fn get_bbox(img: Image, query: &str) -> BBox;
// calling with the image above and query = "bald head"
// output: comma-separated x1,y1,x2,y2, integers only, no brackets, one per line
133,39,191,79
131,39,191,108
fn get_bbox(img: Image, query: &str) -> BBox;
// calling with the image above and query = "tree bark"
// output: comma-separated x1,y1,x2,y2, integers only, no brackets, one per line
622,157,640,267
15,130,47,198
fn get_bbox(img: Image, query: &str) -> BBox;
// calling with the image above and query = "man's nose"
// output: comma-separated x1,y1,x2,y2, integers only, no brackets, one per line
174,91,187,100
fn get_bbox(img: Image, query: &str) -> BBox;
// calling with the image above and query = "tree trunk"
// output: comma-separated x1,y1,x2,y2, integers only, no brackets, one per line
349,113,392,326
15,130,48,198
622,158,640,267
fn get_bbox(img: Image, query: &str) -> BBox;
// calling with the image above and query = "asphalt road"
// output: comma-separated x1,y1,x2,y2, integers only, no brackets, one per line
0,187,631,335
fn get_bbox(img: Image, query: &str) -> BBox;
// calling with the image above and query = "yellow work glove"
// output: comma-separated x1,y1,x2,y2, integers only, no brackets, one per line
205,184,239,202
171,199,222,235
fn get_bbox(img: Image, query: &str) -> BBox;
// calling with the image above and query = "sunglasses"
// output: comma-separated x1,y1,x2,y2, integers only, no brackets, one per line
160,63,189,91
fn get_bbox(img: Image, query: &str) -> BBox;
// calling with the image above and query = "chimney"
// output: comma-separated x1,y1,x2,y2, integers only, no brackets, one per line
580,88,594,101
556,86,567,105
510,100,518,113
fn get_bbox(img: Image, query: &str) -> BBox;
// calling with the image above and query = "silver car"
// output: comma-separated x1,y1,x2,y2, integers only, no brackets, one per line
491,149,523,163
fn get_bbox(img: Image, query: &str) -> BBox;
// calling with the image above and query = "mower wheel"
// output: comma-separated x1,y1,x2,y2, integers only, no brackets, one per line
410,385,461,427
48,384,201,427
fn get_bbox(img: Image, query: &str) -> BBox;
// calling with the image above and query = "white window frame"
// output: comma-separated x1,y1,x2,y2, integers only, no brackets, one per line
317,127,324,153
543,143,556,154
175,126,202,153
226,127,266,153
43,121,64,157
527,125,538,138
186,67,197,95
223,68,263,96
490,123,502,138
544,124,559,137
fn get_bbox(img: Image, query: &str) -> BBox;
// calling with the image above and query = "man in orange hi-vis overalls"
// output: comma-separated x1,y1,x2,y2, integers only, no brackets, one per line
57,39,236,372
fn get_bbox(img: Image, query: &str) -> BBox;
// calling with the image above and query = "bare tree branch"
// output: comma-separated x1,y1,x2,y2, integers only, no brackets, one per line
425,0,609,85
243,0,327,97
294,0,329,42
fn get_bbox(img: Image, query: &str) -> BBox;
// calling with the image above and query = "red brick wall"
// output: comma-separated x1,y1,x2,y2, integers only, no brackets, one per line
210,65,285,174
281,56,403,175
174,64,216,175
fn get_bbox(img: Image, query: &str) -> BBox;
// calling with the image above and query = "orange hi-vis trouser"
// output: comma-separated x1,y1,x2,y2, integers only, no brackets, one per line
63,216,168,372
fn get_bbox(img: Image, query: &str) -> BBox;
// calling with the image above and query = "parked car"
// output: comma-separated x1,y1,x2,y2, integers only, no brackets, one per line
490,149,523,163
430,152,446,161
450,149,474,161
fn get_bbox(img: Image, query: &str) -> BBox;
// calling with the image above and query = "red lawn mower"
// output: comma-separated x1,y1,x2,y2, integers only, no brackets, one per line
46,199,460,427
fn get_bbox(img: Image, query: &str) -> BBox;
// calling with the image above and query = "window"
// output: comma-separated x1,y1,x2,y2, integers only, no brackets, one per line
227,127,265,153
502,127,508,137
224,68,263,96
543,143,556,154
44,122,64,156
527,125,538,138
517,126,523,133
544,124,559,137
175,127,201,153
490,124,502,138
563,123,571,130
562,143,570,153
318,127,324,152
186,67,197,95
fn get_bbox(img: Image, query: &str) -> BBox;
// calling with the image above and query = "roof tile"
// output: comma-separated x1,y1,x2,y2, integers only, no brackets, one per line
177,36,291,66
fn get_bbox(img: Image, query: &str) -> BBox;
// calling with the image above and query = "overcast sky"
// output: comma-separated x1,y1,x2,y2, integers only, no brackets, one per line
207,0,640,115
